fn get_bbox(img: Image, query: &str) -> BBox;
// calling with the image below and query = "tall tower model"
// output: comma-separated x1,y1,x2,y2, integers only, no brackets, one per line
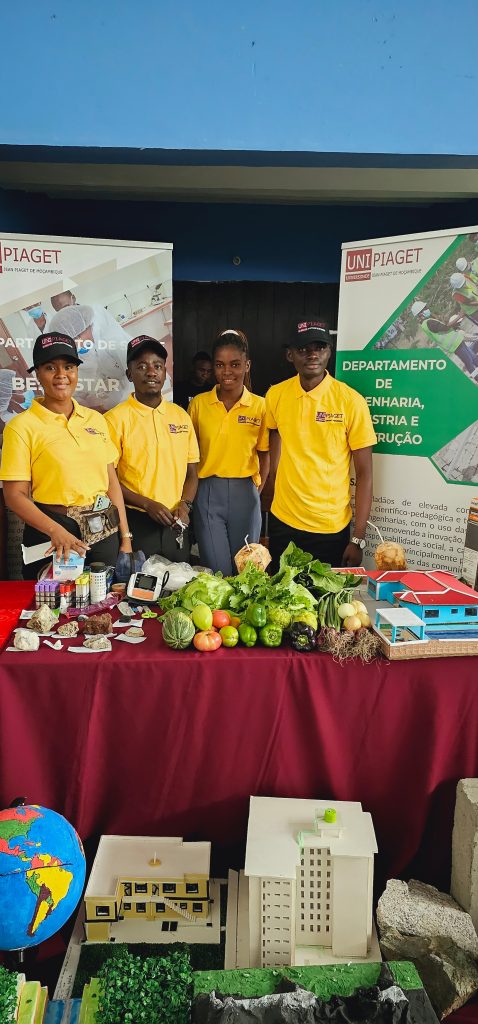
245,797,377,968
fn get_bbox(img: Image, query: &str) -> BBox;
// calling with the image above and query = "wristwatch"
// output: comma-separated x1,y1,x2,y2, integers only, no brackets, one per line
180,499,194,511
351,536,366,550
121,531,133,539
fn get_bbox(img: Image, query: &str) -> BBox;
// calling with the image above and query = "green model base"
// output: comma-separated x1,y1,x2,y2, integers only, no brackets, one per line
78,978,100,1024
193,960,423,1001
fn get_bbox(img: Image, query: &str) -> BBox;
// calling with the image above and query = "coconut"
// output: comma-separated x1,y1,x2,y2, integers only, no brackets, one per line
374,541,407,570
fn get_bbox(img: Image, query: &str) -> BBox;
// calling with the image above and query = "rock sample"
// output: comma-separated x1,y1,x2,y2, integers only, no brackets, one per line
377,878,478,1018
451,779,478,933
14,629,40,651
27,605,57,633
83,613,112,635
57,621,79,637
83,636,112,652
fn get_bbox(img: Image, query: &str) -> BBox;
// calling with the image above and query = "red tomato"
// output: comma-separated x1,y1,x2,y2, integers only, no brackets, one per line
212,610,231,629
193,629,223,652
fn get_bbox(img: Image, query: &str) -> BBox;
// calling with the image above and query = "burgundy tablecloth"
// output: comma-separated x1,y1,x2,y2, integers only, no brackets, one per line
1,583,478,892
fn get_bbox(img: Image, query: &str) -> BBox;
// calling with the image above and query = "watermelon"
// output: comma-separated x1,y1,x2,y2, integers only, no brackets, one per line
162,610,195,650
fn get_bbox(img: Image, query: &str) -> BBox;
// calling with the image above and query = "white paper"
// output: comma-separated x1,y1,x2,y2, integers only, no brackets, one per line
67,646,111,654
43,639,63,650
21,541,51,565
114,633,146,644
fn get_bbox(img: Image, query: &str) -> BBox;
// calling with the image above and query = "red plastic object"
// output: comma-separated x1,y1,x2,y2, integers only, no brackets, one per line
0,581,35,648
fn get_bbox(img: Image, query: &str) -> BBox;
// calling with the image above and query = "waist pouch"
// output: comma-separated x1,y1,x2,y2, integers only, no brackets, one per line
67,503,120,544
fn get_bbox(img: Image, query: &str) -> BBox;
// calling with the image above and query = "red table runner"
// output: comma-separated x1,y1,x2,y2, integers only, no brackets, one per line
0,582,477,893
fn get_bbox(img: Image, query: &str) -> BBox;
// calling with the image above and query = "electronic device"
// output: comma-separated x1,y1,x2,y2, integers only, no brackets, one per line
126,571,169,605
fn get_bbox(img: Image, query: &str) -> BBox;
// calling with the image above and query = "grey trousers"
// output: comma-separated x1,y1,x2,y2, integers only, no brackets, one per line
194,476,262,576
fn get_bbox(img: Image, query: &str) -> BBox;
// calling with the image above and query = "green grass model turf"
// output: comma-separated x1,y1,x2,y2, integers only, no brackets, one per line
193,960,422,1000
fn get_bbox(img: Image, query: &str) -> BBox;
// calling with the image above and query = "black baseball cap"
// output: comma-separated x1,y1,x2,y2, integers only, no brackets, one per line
286,319,333,348
28,332,83,372
127,335,168,364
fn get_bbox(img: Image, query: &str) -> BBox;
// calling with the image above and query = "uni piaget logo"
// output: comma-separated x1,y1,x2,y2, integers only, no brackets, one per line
316,412,344,423
345,248,372,282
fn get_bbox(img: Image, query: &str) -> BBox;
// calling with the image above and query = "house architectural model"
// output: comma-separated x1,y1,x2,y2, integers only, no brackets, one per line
84,835,211,942
244,797,377,969
368,570,478,638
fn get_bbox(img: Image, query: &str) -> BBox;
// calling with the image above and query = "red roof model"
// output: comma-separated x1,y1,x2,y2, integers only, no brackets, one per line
367,571,409,583
395,571,478,607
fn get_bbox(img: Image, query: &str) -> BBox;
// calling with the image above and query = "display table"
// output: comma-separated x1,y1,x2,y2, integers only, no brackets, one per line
0,583,477,892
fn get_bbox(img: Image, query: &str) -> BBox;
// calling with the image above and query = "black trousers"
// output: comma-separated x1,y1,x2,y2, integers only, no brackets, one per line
22,506,120,581
127,507,190,562
268,511,350,573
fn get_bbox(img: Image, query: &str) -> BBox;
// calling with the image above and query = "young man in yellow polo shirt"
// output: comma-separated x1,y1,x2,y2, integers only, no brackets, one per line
265,319,376,570
105,336,199,560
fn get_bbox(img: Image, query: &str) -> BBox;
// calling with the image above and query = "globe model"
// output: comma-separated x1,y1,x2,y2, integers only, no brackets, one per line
0,804,86,950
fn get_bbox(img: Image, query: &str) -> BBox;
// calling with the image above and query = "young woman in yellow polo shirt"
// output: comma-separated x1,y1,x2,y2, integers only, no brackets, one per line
188,329,270,575
0,332,132,580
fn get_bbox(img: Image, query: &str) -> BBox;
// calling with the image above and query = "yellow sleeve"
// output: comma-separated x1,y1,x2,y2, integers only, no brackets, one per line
346,393,377,451
186,413,200,463
0,422,32,482
257,402,270,452
187,396,199,435
103,410,122,466
264,388,278,430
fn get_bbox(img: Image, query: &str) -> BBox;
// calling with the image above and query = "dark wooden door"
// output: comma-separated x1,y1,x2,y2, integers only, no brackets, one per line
173,281,339,396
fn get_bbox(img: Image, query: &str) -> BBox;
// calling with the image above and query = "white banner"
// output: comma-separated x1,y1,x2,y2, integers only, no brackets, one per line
336,225,478,573
0,233,173,442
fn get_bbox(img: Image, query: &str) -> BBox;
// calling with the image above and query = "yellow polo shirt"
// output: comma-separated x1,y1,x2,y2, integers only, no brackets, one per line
265,373,376,533
105,394,199,510
188,387,269,481
0,398,117,506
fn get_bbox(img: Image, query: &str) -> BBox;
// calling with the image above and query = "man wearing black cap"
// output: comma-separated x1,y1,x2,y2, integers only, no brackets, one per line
265,320,376,569
104,335,199,559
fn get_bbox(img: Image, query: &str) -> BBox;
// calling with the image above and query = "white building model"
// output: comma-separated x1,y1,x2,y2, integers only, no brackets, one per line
244,797,377,968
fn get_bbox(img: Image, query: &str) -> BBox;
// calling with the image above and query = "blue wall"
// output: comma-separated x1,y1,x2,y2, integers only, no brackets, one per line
2,188,478,281
2,1,478,155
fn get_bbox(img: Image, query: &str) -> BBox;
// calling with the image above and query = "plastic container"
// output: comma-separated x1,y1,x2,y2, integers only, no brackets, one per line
90,562,107,604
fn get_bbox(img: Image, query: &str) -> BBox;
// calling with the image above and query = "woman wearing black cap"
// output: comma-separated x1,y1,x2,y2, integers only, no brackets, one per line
0,332,132,579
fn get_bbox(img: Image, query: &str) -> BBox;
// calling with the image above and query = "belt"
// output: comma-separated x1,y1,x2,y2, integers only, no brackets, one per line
40,502,92,516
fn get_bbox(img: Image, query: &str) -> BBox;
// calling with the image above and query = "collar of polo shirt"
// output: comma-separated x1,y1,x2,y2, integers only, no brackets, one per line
129,394,166,415
33,396,86,420
294,370,331,398
209,385,252,406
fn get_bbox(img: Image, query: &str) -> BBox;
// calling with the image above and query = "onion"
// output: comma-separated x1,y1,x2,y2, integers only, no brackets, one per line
337,602,356,619
358,611,372,628
351,600,367,615
343,614,362,632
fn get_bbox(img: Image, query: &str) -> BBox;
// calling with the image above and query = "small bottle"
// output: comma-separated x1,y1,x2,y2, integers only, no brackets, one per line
90,562,107,604
34,582,41,608
59,584,68,616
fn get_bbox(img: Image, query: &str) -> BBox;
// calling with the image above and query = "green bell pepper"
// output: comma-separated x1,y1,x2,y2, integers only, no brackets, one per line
259,624,283,647
245,603,267,628
238,623,257,647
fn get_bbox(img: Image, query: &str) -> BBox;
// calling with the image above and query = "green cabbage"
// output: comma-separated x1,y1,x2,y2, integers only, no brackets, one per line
161,574,233,612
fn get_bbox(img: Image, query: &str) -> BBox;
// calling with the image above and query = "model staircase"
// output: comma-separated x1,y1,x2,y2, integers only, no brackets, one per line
161,894,197,921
